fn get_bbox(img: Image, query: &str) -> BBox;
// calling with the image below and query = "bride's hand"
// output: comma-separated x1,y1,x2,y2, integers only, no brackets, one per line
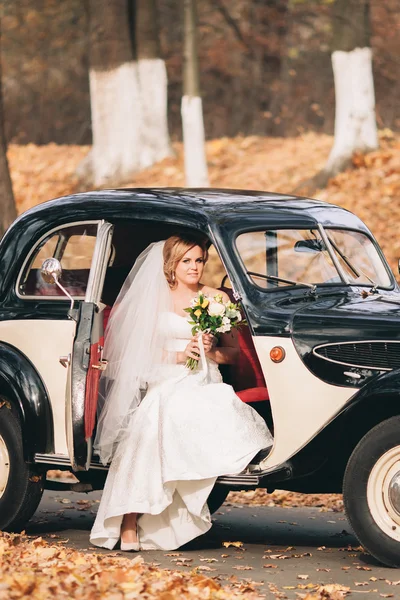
184,337,200,361
198,333,216,354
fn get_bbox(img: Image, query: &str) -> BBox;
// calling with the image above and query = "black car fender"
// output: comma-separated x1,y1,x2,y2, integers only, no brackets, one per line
340,369,400,424
0,343,53,460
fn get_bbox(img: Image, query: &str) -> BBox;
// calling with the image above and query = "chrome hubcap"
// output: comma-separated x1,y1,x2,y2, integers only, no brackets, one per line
0,435,10,499
367,446,400,541
388,472,400,516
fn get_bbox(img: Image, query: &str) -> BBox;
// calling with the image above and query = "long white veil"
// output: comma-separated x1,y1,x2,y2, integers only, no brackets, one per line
94,241,173,465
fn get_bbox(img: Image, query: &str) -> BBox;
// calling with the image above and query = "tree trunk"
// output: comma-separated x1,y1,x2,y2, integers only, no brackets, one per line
181,0,209,187
136,0,172,168
0,15,16,236
81,0,142,187
323,0,378,180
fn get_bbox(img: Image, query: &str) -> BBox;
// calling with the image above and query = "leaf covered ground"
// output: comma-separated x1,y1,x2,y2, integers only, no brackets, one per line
0,531,356,600
0,532,260,600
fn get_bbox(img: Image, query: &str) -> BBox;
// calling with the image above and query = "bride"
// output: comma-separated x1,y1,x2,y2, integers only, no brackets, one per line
90,234,273,551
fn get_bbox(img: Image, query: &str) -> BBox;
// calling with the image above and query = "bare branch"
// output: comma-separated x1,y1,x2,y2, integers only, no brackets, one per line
211,0,255,58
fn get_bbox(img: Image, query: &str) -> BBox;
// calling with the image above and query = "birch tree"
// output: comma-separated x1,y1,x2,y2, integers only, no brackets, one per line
79,0,171,187
322,0,378,181
182,0,209,187
0,15,16,236
137,0,172,167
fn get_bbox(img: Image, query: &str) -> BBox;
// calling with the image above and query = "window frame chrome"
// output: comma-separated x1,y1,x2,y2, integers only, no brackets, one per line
16,220,102,302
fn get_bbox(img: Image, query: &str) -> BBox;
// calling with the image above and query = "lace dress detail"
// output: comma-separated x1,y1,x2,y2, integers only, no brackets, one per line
90,312,273,551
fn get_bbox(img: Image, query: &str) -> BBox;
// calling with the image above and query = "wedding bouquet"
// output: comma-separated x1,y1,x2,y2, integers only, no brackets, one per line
184,292,246,370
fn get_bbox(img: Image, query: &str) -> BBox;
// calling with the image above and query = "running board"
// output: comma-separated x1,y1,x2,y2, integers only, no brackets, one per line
34,453,109,471
217,462,292,488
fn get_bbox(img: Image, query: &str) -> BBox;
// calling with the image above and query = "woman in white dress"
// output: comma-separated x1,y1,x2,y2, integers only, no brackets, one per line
90,234,273,551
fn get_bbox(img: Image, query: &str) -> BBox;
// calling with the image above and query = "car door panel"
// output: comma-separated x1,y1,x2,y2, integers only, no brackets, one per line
65,221,113,471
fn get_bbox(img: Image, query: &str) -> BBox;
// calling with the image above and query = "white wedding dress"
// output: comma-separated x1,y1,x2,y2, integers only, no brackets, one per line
90,311,273,550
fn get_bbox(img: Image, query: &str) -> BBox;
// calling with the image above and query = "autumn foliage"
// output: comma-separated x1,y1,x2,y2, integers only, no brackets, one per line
8,130,400,276
0,532,265,600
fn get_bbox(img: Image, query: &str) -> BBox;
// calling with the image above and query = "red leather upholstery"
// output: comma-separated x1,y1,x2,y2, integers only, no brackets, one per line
103,305,112,332
236,387,269,403
219,286,269,404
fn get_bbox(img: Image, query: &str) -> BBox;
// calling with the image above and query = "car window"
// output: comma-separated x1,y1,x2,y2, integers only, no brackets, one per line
18,223,98,298
325,229,391,288
202,244,228,289
236,228,391,289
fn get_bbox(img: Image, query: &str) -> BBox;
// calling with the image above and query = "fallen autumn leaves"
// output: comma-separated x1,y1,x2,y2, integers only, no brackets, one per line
0,532,262,600
0,532,353,600
7,130,400,277
227,489,343,512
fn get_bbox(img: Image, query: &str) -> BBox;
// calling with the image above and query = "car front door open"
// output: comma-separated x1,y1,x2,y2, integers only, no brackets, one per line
65,221,113,471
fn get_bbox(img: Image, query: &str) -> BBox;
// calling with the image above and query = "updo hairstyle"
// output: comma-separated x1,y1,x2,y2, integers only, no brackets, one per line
163,234,209,289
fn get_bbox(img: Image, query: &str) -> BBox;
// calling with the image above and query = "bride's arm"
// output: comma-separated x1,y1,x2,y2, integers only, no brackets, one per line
205,329,239,365
163,339,201,365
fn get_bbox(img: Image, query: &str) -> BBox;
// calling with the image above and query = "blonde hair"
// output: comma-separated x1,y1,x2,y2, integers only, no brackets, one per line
163,234,209,289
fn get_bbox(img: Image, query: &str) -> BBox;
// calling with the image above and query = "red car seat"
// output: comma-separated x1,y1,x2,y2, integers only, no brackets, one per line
218,286,269,405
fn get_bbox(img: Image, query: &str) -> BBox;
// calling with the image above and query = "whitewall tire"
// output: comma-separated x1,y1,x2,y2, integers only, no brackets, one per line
344,415,400,567
0,433,10,499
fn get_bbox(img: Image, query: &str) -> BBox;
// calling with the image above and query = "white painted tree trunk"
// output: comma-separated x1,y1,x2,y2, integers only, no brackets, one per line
89,62,142,187
137,58,172,169
181,95,209,187
325,47,378,176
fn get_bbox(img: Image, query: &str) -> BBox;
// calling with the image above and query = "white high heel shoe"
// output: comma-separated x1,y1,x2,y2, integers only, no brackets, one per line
120,522,140,551
120,539,140,551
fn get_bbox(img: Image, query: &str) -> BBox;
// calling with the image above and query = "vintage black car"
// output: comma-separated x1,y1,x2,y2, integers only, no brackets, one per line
1,188,400,567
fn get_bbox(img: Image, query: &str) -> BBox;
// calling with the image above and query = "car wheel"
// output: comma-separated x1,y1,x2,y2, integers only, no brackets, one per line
343,415,400,567
207,485,229,514
0,402,44,532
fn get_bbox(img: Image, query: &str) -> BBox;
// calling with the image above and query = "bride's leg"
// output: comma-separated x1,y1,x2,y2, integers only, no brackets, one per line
121,513,138,543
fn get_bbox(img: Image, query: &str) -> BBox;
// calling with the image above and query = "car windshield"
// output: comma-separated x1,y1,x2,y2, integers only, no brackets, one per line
236,227,392,290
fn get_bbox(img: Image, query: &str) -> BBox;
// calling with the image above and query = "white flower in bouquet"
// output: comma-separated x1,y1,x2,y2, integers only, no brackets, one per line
208,302,226,317
216,316,232,334
226,306,242,321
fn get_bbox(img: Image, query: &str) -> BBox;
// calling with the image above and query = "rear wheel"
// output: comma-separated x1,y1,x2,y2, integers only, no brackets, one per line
0,402,44,532
344,415,400,567
208,485,229,514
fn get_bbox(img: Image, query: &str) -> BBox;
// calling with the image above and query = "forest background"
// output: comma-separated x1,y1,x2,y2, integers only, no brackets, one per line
2,0,400,143
2,0,400,270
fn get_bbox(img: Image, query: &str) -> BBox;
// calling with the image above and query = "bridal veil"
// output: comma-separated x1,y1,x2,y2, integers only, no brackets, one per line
94,241,173,465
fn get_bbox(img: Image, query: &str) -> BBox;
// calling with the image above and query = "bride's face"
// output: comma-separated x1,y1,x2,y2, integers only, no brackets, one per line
175,245,205,287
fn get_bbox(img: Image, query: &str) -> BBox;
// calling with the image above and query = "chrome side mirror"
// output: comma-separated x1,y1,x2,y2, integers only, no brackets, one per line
41,258,74,310
41,258,62,284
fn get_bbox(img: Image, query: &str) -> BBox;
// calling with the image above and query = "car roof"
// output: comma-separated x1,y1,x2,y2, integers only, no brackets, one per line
7,187,370,238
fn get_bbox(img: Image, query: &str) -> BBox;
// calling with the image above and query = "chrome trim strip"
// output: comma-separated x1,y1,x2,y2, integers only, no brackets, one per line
85,221,114,304
312,339,400,372
217,474,260,486
16,220,101,302
34,453,109,471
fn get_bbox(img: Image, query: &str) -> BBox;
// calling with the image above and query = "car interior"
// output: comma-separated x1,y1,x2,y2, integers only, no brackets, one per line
21,219,273,434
